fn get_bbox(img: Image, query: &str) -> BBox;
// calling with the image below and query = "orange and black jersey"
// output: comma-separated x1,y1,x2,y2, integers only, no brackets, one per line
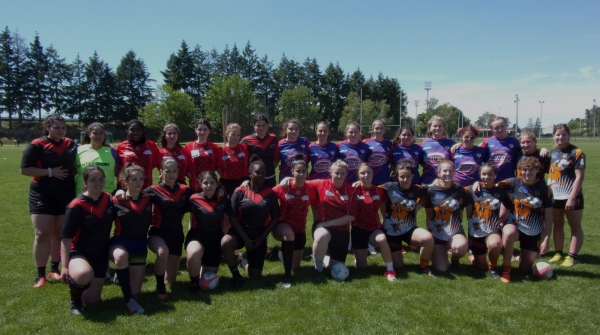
349,185,386,231
548,145,585,200
241,133,279,179
381,183,427,236
189,192,231,233
112,195,153,240
62,192,114,254
468,184,513,237
516,149,550,181
21,136,77,188
425,184,471,241
498,178,552,236
231,186,280,236
144,182,193,233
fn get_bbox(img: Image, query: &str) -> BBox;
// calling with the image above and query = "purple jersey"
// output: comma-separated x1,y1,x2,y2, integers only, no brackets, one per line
392,143,425,184
419,138,455,184
338,140,372,183
480,136,521,182
277,137,310,181
451,145,488,186
364,138,392,185
308,141,339,180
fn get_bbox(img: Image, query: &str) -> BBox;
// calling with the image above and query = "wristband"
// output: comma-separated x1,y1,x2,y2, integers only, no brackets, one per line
48,167,52,178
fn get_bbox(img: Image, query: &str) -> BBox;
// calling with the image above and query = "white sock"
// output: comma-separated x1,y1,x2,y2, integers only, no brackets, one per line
315,257,324,271
385,262,394,271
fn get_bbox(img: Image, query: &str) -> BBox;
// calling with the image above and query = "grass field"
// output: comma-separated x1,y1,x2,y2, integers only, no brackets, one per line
1,139,599,334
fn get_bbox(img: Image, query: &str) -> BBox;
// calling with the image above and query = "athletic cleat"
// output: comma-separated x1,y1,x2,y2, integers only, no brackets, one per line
70,300,84,315
401,247,407,254
313,269,324,281
383,271,397,282
231,275,244,289
367,244,377,255
489,269,500,280
33,276,46,288
500,272,511,283
189,283,199,293
111,275,119,285
125,298,144,314
421,267,434,276
561,255,575,267
281,275,293,289
48,272,61,281
266,245,280,260
156,286,168,300
450,261,461,271
548,253,563,263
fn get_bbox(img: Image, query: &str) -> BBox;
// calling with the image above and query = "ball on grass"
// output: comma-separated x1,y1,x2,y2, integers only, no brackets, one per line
200,272,219,290
533,262,553,280
331,263,349,281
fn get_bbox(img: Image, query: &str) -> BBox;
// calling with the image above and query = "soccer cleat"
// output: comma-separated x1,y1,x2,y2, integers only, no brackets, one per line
313,268,324,281
33,276,46,289
383,271,397,282
231,275,244,289
48,272,61,281
367,244,377,255
125,298,145,314
489,269,500,280
548,253,563,263
265,245,280,260
421,267,434,276
189,283,199,293
401,247,407,254
561,255,575,267
156,285,168,300
500,272,511,283
70,300,84,315
281,275,293,289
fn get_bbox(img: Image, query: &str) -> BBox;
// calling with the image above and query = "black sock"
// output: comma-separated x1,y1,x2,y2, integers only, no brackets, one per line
36,266,46,278
229,266,241,277
281,241,294,277
568,253,577,260
116,268,132,302
50,262,60,273
190,275,200,286
68,277,90,302
555,250,563,256
155,273,166,291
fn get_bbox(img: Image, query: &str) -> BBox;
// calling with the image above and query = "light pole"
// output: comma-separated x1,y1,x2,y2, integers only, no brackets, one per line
538,101,544,138
514,94,520,135
424,82,431,112
414,100,419,129
594,99,597,138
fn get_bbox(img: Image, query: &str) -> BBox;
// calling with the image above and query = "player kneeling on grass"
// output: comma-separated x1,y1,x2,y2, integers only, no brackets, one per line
186,171,230,292
60,165,114,315
221,155,280,288
467,163,514,280
426,160,472,273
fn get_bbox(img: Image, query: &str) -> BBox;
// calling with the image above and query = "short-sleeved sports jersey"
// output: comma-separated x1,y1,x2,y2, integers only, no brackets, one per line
277,137,310,180
112,195,152,240
338,140,372,183
159,146,195,189
216,143,249,180
21,136,77,189
426,184,470,241
548,145,585,200
230,186,280,236
62,192,114,255
381,183,426,236
241,133,279,180
75,144,120,194
419,138,455,184
451,145,488,186
391,143,425,184
116,140,161,189
498,178,552,236
349,185,386,231
273,182,318,233
308,141,339,180
480,136,521,182
364,138,392,185
467,184,513,238
189,192,230,233
144,182,193,233
516,149,550,181
305,179,354,232
184,141,219,180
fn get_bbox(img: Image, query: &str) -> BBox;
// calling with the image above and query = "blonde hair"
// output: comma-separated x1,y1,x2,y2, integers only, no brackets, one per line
427,116,447,137
330,159,349,172
225,123,241,139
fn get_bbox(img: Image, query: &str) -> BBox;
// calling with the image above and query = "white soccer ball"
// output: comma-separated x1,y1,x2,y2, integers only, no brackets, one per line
533,262,553,280
331,262,349,281
200,272,219,290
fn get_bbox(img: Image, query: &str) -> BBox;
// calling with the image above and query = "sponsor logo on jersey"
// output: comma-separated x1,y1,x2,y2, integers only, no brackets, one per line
489,152,510,165
425,152,446,165
177,155,185,160
369,153,387,167
314,159,331,173
345,157,361,169
325,190,335,197
456,161,478,174
434,192,446,199
372,195,380,201
392,191,402,197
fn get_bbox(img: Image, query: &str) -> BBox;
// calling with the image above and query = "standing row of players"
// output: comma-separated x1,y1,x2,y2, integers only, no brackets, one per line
20,113,585,314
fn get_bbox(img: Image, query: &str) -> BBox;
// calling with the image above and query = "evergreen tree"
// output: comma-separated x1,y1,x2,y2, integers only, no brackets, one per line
45,45,71,115
321,62,347,131
241,41,260,89
0,26,17,128
11,30,29,124
299,57,321,100
83,51,117,123
115,50,154,122
161,40,194,91
25,33,49,122
64,54,87,124
187,44,211,111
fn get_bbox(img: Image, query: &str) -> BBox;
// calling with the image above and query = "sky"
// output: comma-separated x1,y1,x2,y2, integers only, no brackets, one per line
2,0,599,130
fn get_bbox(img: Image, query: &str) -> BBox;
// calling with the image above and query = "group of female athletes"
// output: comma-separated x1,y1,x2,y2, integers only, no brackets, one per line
20,113,585,315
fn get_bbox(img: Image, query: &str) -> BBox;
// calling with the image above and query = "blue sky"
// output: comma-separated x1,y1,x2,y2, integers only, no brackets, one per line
2,0,599,129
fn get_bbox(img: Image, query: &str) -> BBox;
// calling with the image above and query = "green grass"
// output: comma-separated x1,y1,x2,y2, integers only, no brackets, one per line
1,141,599,334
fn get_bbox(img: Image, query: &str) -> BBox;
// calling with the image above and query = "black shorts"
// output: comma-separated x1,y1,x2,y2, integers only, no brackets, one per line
70,249,108,279
29,185,75,216
469,232,501,256
293,232,307,251
518,230,541,253
148,227,184,257
434,233,465,246
553,193,584,210
325,227,350,263
185,229,224,268
220,178,247,196
109,237,148,265
351,226,380,250
227,228,268,270
386,226,417,253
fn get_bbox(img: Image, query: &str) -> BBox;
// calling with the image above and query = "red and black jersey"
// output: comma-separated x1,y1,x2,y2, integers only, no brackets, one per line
159,146,196,190
305,179,354,232
216,143,249,180
144,182,193,233
112,195,153,240
189,192,231,233
184,141,219,185
116,140,161,189
273,182,318,233
62,192,114,255
349,185,386,231
241,133,279,179
498,178,552,236
21,136,77,188
231,186,280,236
